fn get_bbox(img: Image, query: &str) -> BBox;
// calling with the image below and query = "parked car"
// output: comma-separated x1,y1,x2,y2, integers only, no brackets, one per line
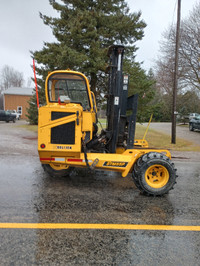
189,113,199,120
177,114,189,124
0,110,16,123
189,115,200,131
7,110,20,120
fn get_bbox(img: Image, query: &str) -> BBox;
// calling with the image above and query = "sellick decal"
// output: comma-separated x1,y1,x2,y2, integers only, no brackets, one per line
56,146,72,150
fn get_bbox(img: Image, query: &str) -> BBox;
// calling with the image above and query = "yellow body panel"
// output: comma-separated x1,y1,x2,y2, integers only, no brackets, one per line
134,139,149,148
82,111,96,135
38,104,83,153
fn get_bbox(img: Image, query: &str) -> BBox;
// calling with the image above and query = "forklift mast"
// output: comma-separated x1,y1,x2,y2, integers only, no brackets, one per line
106,45,138,153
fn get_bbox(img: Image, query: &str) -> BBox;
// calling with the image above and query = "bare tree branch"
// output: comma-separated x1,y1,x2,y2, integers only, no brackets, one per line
0,65,24,90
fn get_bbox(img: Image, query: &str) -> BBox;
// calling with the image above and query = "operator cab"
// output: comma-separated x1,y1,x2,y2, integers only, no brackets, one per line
47,72,91,110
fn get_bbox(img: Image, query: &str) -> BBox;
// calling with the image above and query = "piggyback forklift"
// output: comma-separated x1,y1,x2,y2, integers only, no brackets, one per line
38,45,177,196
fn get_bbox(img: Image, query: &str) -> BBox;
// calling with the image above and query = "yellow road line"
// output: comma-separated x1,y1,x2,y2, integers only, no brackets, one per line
0,223,200,231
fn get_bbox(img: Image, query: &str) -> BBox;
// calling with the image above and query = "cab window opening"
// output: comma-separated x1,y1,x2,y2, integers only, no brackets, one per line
48,73,91,110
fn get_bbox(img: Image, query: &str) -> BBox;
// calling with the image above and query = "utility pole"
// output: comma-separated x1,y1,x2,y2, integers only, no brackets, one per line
171,0,181,144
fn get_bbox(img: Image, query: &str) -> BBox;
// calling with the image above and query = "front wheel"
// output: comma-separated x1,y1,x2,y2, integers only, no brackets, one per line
42,163,73,178
132,152,177,196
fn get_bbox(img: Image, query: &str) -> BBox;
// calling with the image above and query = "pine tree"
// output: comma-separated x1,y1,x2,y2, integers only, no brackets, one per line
26,93,38,125
124,63,157,121
27,0,150,124
26,87,46,124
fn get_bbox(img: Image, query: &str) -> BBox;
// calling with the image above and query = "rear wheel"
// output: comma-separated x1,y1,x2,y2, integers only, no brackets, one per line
132,152,177,196
42,163,73,177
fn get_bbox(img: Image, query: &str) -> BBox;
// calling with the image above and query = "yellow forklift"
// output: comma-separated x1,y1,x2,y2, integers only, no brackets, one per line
38,45,177,196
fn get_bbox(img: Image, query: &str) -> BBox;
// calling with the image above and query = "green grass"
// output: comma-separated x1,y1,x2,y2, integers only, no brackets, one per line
135,124,200,152
18,124,38,133
98,118,106,125
177,124,189,128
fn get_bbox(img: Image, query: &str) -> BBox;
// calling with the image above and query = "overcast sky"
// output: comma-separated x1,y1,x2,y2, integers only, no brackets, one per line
0,0,198,85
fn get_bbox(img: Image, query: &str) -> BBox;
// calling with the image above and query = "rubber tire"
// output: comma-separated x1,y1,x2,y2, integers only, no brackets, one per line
189,123,194,131
42,164,73,178
13,118,16,123
132,157,143,190
132,152,177,196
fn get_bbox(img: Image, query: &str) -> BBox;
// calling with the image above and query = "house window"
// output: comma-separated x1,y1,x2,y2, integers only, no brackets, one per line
17,106,22,115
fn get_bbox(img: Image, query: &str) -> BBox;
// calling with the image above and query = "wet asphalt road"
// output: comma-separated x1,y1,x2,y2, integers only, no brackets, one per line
0,121,200,265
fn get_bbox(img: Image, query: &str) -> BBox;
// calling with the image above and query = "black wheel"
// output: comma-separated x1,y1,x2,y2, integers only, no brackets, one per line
6,120,9,123
132,152,177,196
132,157,143,190
189,123,194,131
42,163,73,177
13,118,16,123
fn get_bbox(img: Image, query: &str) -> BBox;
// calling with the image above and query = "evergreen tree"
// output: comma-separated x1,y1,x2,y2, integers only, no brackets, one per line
27,0,151,124
124,64,157,121
26,87,46,124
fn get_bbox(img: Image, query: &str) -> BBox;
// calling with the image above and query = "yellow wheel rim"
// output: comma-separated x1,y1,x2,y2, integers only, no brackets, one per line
145,164,169,188
49,163,69,171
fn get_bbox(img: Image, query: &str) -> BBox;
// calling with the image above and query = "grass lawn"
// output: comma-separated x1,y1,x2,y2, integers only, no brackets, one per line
135,124,200,152
177,123,189,128
19,124,38,133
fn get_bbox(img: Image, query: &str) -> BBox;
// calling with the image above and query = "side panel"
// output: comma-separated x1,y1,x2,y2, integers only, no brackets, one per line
82,111,96,142
38,105,82,156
